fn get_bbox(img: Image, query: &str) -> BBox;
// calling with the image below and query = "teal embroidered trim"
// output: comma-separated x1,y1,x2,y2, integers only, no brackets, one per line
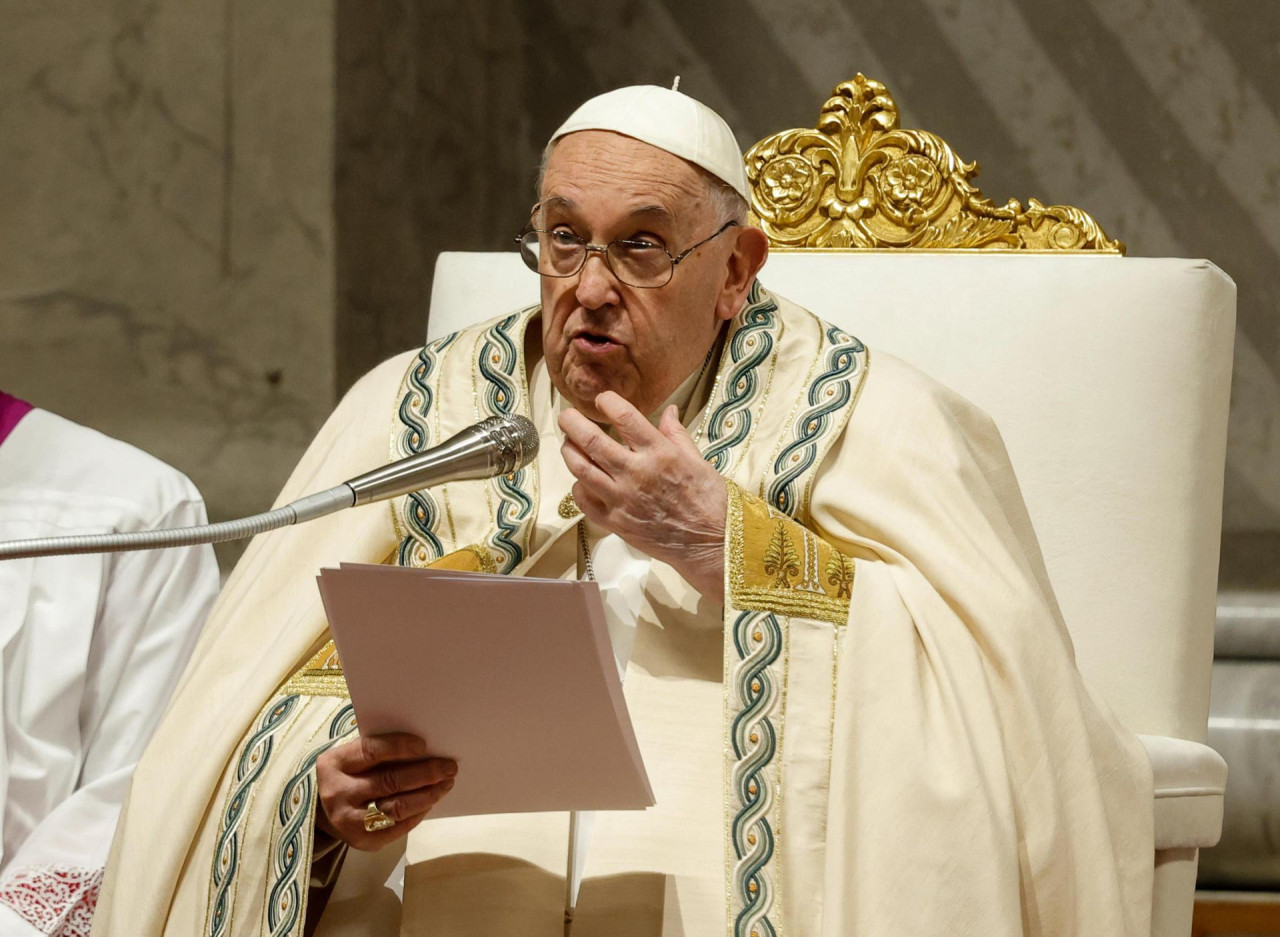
729,611,783,937
704,296,865,935
206,695,302,937
476,313,536,573
395,334,458,566
392,308,539,572
265,704,358,937
702,282,779,476
765,325,866,519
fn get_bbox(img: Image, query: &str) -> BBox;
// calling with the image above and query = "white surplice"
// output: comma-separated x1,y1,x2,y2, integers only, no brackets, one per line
0,408,220,936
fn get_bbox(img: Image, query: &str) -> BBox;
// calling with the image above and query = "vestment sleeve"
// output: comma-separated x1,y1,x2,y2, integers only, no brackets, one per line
803,353,1153,936
0,494,219,937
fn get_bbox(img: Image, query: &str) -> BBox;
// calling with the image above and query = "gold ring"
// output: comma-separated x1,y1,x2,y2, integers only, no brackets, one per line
363,800,395,832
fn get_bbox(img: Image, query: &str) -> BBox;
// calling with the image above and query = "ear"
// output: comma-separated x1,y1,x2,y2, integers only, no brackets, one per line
715,225,770,322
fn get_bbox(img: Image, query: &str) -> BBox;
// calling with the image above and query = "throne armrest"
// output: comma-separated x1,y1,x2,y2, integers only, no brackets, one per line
1142,734,1227,851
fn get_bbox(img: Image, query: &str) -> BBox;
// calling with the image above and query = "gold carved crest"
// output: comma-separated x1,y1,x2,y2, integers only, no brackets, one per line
744,74,1124,252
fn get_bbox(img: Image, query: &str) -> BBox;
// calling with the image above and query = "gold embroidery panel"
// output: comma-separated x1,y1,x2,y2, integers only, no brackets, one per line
727,482,853,626
281,639,348,699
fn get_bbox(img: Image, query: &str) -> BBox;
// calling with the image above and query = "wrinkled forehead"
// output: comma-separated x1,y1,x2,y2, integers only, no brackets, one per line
538,130,712,228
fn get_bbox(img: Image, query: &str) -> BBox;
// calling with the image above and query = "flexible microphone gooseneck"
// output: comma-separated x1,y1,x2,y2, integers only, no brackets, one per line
0,414,540,561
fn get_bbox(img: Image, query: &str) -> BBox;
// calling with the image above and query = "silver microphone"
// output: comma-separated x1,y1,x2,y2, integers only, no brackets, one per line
344,412,540,506
0,414,540,560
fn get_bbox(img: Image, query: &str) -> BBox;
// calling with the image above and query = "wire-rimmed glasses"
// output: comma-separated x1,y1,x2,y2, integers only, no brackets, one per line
515,220,739,289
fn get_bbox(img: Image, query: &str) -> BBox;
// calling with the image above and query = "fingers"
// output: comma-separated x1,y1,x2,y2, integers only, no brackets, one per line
367,757,457,800
378,777,456,822
560,438,620,494
571,481,612,526
658,404,702,458
342,794,436,853
317,736,457,800
593,391,664,449
315,738,461,852
328,732,428,773
558,408,633,476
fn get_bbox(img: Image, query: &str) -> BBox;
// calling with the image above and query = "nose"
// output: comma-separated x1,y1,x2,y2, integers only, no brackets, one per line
574,250,622,310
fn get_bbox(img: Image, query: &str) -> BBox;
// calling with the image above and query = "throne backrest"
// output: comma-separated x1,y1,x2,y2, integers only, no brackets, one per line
427,76,1236,743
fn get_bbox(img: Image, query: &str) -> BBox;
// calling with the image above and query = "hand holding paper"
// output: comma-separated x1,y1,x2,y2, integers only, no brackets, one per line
315,732,457,850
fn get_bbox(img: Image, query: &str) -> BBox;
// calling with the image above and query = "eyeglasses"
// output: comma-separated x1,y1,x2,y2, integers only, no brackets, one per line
515,220,739,289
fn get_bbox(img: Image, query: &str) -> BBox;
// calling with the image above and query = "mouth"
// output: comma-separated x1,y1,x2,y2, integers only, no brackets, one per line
571,331,622,354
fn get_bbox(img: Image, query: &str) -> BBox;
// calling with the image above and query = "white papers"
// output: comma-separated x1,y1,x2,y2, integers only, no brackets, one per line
316,563,654,820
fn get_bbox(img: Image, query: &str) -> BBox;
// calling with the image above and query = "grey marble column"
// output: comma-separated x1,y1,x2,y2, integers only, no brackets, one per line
1200,592,1280,888
0,0,336,571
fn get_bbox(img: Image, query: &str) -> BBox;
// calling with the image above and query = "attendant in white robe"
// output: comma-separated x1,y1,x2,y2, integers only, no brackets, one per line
0,392,220,936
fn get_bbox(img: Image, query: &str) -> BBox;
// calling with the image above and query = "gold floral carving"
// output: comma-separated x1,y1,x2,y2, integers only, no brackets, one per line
745,74,1124,253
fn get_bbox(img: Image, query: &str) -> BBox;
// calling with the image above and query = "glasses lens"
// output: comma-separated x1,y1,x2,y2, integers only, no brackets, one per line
520,230,587,277
544,231,586,275
607,240,673,288
517,232,542,273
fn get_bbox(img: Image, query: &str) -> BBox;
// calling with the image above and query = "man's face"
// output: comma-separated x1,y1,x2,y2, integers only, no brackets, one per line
537,131,738,422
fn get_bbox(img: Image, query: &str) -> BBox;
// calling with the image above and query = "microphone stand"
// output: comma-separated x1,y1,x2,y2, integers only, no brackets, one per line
0,414,539,561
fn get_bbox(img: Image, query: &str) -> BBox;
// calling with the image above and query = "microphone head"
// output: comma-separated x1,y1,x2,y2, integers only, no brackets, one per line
477,413,540,474
343,412,541,508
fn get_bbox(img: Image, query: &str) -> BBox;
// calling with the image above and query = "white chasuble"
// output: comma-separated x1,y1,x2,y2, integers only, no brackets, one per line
94,284,1152,937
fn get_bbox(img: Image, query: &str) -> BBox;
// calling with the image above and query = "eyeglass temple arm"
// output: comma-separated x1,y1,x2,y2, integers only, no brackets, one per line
671,220,740,266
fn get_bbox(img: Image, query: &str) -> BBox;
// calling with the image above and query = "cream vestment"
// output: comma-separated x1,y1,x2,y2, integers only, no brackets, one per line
94,285,1153,936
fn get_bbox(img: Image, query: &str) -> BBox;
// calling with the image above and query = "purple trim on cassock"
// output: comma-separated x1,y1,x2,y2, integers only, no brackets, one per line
0,393,34,448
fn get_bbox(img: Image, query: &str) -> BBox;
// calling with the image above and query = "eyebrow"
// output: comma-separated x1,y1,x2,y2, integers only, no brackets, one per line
626,204,674,220
538,196,675,222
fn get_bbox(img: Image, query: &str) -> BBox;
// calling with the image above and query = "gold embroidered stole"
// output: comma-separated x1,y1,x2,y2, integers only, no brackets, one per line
692,286,868,937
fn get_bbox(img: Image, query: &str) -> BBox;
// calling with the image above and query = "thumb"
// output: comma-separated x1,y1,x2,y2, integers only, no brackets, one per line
659,404,701,457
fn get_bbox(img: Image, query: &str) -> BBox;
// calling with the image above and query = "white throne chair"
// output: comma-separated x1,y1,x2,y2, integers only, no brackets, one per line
425,75,1234,937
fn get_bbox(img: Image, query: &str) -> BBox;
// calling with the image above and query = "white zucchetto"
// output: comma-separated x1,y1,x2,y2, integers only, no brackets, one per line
549,85,750,202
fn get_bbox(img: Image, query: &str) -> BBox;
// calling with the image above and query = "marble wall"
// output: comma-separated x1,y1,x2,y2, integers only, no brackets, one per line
334,0,531,393
0,0,335,569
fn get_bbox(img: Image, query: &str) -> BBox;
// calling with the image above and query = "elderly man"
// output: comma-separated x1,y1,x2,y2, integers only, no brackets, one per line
94,86,1152,936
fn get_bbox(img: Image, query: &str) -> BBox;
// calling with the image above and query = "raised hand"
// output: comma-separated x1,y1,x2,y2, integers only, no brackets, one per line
558,390,726,601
